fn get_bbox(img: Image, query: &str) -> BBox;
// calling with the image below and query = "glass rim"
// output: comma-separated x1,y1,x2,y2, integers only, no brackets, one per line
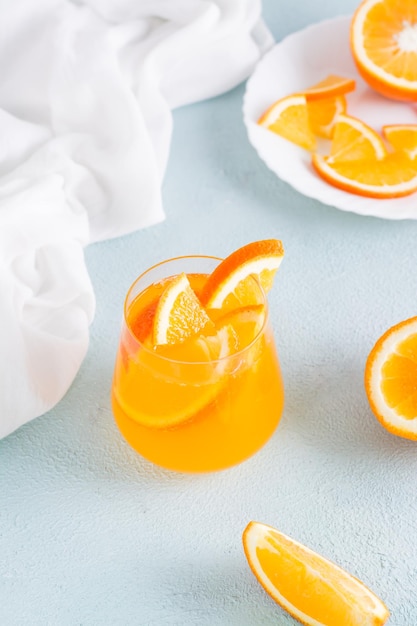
123,254,270,365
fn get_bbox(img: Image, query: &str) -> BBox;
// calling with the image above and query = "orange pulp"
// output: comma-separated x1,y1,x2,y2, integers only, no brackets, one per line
111,269,284,472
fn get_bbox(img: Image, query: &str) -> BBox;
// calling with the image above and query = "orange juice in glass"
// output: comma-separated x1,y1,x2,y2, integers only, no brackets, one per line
111,242,284,472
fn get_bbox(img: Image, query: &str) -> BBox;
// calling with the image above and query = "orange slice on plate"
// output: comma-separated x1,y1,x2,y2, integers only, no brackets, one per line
365,316,417,439
243,521,390,626
201,239,284,312
351,0,417,101
307,95,346,139
258,94,316,151
152,272,213,345
327,114,387,163
302,73,356,100
312,151,417,198
383,124,417,158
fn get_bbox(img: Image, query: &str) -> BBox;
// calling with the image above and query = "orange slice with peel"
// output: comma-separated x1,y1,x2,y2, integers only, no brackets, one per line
312,151,417,198
243,521,390,626
351,0,417,101
258,94,316,151
215,305,266,351
383,124,417,158
118,324,238,429
201,240,284,312
327,114,387,163
152,273,213,346
365,316,417,439
307,95,346,139
302,73,356,100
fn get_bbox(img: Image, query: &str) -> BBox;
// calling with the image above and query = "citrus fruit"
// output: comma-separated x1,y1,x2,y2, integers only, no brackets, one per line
327,114,387,163
312,151,417,198
200,239,284,312
383,124,417,158
365,316,417,439
243,521,390,626
302,74,356,100
307,95,346,139
215,305,266,351
351,0,417,101
152,272,212,345
258,94,316,150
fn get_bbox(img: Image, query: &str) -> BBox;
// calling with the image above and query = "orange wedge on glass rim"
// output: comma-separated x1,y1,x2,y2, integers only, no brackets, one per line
200,239,284,313
365,316,417,439
243,521,390,626
351,0,417,101
383,124,417,159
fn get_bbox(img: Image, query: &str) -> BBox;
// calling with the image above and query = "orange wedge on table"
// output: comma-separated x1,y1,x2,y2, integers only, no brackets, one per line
351,0,417,101
200,239,284,312
383,124,417,158
243,521,390,626
365,316,417,440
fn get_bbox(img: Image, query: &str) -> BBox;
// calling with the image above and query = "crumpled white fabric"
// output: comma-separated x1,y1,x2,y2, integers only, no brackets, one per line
0,0,273,439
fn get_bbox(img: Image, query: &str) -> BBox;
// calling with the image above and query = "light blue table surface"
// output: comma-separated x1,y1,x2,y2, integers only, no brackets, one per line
2,1,417,624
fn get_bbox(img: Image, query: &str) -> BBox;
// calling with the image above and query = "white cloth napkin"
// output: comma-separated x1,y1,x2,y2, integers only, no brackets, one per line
0,0,273,439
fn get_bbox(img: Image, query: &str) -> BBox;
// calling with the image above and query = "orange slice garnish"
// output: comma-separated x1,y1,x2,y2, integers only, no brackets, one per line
302,74,356,100
383,124,417,159
201,240,284,312
365,316,417,439
327,114,387,163
152,272,213,346
350,0,417,101
258,94,316,151
215,305,266,351
243,521,390,626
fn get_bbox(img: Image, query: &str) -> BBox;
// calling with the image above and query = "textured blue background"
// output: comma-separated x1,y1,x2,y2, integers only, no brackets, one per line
2,1,417,624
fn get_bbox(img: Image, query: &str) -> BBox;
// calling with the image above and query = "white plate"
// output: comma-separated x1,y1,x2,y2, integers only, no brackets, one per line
243,15,417,220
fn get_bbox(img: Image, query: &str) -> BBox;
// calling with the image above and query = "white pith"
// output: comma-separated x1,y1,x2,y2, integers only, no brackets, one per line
369,321,417,432
244,522,388,626
394,20,417,52
260,94,306,126
314,154,417,196
208,256,283,308
353,0,417,89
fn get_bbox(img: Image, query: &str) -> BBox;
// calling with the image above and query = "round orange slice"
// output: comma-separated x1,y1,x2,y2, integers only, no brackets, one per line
302,74,356,101
201,240,284,312
383,124,417,158
312,151,417,198
152,272,213,346
327,114,387,163
258,94,316,151
350,0,417,101
365,316,417,439
243,521,390,626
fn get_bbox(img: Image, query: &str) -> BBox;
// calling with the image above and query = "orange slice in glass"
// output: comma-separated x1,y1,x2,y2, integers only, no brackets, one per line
152,272,213,345
243,521,389,626
201,239,284,312
365,316,417,439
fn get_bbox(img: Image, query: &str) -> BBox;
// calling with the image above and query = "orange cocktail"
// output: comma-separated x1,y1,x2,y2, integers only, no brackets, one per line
111,246,284,472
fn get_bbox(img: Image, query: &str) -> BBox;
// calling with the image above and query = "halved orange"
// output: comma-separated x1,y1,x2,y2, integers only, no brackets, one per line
351,0,417,101
258,94,316,151
312,151,417,198
302,74,356,100
200,240,284,312
327,114,387,163
243,521,389,626
153,273,212,345
383,124,417,158
365,316,417,439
